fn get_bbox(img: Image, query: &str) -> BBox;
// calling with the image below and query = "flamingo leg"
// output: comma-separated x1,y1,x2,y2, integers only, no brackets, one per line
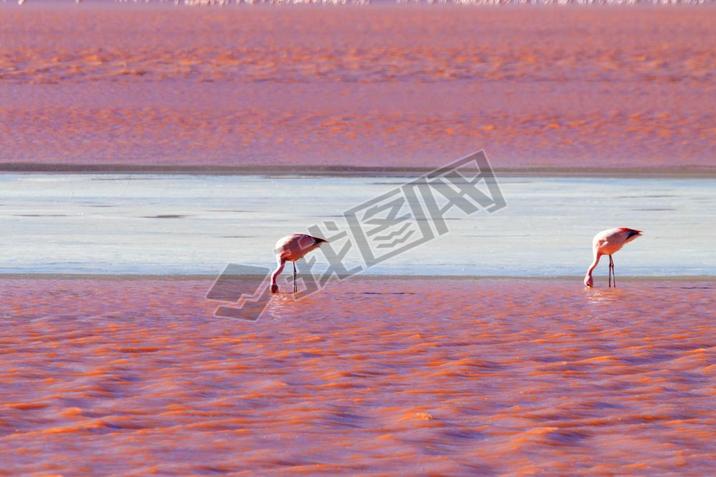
292,261,297,293
607,255,614,288
611,255,616,288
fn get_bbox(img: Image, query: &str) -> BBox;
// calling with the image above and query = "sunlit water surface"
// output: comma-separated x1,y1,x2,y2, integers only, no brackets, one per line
0,277,714,475
2,7,715,168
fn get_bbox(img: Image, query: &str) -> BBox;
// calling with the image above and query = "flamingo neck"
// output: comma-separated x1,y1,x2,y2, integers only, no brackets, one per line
586,253,602,279
271,259,286,288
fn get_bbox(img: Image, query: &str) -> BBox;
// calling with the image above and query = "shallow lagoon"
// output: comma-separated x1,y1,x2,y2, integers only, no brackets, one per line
1,173,713,277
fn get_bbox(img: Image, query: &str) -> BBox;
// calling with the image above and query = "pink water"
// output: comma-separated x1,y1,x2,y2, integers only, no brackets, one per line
1,276,714,475
1,7,715,170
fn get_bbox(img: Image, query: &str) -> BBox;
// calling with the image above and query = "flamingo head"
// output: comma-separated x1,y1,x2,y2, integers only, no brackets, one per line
584,274,593,288
271,283,279,294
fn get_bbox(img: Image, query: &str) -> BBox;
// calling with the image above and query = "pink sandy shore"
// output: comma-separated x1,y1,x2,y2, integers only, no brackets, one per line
1,7,715,170
1,276,714,475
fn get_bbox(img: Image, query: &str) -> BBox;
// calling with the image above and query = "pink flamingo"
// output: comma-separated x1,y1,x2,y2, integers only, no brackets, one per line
584,227,642,288
271,234,327,294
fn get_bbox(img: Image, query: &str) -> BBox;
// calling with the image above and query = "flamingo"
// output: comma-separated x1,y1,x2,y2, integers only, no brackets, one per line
584,227,642,288
271,233,327,294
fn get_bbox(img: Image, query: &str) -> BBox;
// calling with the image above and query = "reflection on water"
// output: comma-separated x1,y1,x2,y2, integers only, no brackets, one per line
0,277,714,475
584,287,628,305
0,173,714,276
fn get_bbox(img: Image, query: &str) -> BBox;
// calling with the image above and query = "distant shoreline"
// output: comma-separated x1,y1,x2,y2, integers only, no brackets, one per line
3,1,716,7
2,163,715,178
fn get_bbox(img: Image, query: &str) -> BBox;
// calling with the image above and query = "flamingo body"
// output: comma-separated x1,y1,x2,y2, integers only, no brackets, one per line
271,233,326,293
584,227,642,288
